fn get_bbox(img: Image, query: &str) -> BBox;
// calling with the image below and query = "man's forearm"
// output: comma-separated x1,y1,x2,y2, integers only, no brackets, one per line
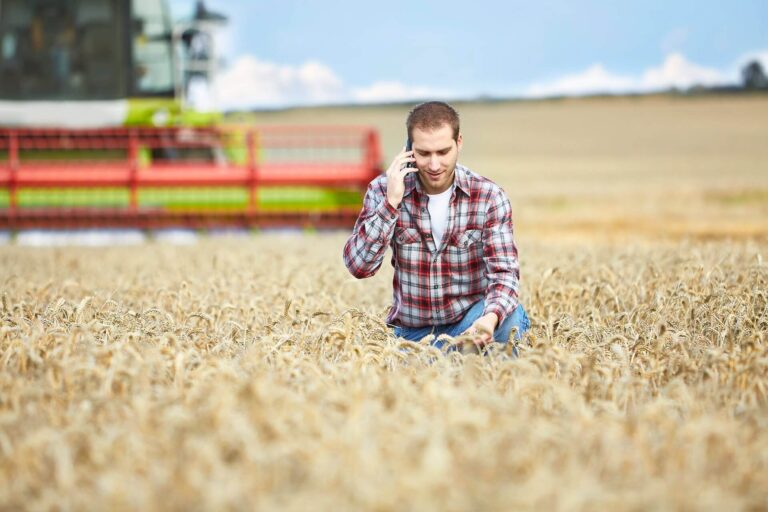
481,189,520,325
482,284,518,325
483,254,519,323
343,199,398,278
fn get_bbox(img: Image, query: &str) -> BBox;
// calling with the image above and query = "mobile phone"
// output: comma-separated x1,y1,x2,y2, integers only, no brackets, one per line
405,137,415,168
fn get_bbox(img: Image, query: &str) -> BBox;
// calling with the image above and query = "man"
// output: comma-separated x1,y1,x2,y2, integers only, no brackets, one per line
343,101,529,351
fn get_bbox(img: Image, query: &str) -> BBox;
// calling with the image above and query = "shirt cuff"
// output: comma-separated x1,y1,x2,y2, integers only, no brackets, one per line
482,303,506,327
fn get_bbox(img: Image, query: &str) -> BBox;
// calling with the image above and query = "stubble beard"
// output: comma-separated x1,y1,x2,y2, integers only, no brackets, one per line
419,165,456,194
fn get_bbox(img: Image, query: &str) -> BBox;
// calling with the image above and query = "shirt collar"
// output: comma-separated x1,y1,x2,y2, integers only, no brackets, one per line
402,164,471,198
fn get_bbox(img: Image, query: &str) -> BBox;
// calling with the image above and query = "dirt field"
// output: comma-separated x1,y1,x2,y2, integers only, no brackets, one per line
1,96,767,510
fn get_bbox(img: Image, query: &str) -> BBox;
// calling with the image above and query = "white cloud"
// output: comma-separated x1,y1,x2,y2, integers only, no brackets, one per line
525,64,636,97
640,53,726,89
213,55,344,110
525,52,732,98
202,48,768,110
207,55,450,110
351,81,451,103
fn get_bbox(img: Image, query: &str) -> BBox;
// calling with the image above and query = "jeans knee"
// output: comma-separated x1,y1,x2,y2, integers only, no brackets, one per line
495,304,530,342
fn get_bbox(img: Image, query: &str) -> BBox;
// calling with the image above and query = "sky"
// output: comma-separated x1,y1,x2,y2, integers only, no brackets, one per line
169,0,768,110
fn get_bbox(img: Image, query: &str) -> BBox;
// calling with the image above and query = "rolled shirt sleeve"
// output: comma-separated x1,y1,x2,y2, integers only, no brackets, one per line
481,189,520,324
343,178,399,279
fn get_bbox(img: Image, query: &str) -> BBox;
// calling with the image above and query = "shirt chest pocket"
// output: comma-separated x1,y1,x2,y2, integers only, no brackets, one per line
394,227,421,245
449,229,483,249
445,229,484,278
393,227,422,273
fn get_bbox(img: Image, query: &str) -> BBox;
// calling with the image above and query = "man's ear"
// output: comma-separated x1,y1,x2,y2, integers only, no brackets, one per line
457,132,463,151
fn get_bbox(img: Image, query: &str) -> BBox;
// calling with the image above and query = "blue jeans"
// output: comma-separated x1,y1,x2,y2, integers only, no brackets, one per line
393,300,530,351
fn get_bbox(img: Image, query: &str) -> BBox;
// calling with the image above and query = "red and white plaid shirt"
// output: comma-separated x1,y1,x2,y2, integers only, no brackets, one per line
343,164,520,328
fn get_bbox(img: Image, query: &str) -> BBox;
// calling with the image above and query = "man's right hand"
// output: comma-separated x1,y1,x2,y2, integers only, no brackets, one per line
385,147,418,209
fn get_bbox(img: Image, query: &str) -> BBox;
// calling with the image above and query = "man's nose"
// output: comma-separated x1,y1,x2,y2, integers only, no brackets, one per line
429,156,440,170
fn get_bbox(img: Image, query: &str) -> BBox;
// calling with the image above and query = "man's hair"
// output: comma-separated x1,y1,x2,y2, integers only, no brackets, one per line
406,101,460,142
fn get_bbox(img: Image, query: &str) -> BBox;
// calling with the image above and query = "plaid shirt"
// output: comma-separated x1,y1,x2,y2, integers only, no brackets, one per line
343,164,520,328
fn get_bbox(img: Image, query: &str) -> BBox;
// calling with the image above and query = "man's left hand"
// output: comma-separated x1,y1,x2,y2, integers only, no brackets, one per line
461,313,498,347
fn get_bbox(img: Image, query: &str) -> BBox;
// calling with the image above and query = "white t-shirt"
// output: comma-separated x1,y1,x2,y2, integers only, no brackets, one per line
427,186,453,247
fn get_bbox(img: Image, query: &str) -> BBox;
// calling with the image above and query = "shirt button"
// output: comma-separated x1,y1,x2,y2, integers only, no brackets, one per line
421,207,426,212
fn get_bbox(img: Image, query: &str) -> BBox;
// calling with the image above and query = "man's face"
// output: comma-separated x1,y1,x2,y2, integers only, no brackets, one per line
411,124,462,194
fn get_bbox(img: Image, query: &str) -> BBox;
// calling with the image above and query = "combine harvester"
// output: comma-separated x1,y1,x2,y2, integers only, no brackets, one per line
0,0,381,231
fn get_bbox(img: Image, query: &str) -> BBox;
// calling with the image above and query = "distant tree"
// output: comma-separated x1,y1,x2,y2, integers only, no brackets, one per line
742,60,768,89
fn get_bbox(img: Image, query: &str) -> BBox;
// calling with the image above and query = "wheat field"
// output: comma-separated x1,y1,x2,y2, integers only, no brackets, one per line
2,96,768,511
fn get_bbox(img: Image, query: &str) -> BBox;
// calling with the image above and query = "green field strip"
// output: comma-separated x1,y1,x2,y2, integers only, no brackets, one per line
16,188,130,207
18,150,127,161
2,186,363,211
256,187,362,212
141,187,362,210
139,187,249,207
259,187,362,207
